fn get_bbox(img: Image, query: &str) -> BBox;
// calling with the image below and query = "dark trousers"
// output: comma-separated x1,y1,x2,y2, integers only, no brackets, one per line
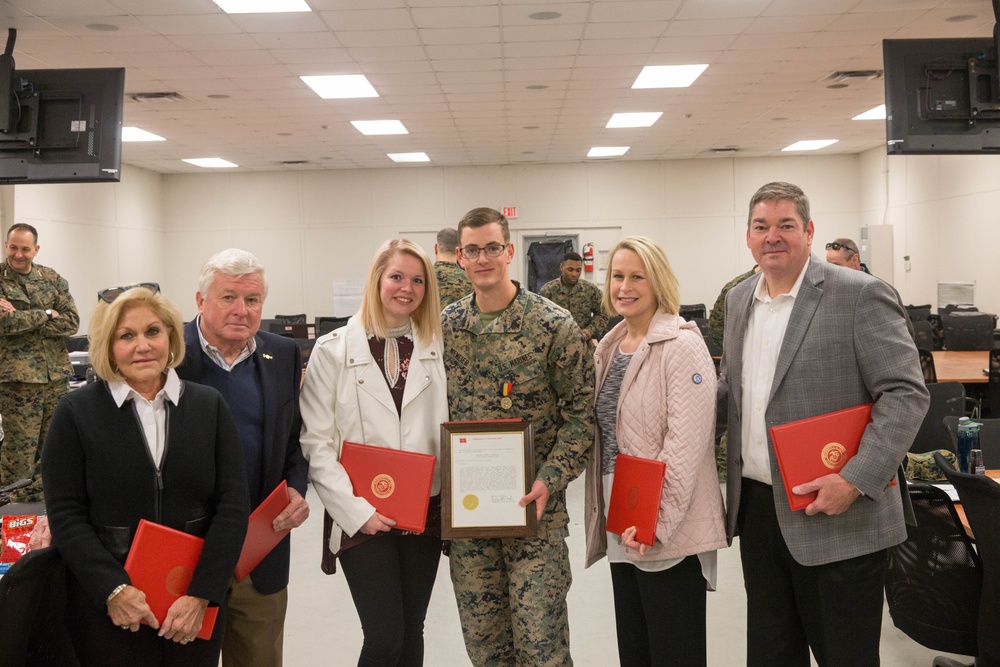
738,478,887,667
338,532,441,667
610,555,708,667
66,574,226,667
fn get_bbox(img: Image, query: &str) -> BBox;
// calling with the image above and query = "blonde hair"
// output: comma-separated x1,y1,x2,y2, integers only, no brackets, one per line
358,239,441,345
88,287,185,382
602,236,681,316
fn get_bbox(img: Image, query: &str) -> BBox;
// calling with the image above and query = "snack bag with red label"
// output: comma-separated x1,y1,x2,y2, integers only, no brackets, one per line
0,514,37,574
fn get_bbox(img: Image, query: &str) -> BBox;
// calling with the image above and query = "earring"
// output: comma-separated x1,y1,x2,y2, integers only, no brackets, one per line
169,351,175,364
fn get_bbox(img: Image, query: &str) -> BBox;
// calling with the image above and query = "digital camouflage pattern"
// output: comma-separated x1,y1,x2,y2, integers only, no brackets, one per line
905,449,958,482
707,266,757,350
538,277,608,341
441,283,594,666
435,260,473,312
0,262,79,501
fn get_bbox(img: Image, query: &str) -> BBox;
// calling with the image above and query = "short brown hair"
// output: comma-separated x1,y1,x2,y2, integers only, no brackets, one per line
747,182,811,227
457,208,509,245
88,287,185,382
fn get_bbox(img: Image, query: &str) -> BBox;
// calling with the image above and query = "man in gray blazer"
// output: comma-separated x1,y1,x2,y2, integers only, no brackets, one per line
721,182,928,666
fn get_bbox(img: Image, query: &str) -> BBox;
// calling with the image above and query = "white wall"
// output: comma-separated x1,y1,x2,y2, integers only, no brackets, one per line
4,163,164,331
10,151,1000,325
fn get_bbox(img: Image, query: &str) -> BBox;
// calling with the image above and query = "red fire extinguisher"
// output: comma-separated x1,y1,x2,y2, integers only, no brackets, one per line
582,243,595,273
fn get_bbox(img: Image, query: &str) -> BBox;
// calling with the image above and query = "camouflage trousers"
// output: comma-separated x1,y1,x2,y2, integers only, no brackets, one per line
0,380,67,502
450,526,573,667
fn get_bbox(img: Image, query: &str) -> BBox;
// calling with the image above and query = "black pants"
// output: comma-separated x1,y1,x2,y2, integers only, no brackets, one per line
66,573,226,667
609,555,707,667
738,478,887,667
338,532,441,667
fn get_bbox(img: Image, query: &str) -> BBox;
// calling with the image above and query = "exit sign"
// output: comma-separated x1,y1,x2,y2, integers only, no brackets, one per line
502,206,518,218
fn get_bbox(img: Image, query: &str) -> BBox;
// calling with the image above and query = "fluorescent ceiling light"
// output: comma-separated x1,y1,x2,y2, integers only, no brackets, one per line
853,104,886,121
121,127,165,142
632,65,708,89
607,112,662,128
212,0,311,13
587,146,630,158
182,158,238,168
782,140,839,152
388,152,430,163
300,75,378,99
351,120,408,136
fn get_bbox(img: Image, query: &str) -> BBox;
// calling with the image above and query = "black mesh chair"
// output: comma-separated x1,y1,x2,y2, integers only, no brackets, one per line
937,453,1000,667
919,348,937,383
915,322,935,355
275,313,307,324
911,382,966,454
0,546,79,667
942,312,997,351
982,349,1000,419
315,316,350,336
906,304,933,322
943,416,1000,469
885,482,980,667
678,303,706,320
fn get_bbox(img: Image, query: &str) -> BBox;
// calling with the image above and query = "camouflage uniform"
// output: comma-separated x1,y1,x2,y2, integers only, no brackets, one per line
707,267,755,482
435,260,473,312
538,277,608,341
441,283,595,667
0,262,79,501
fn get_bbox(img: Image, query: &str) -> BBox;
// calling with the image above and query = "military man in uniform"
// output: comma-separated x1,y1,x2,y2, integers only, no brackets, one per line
441,207,595,666
434,227,473,311
707,265,758,351
0,223,79,502
538,251,608,344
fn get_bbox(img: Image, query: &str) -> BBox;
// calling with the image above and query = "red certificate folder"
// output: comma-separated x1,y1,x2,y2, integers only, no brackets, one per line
123,519,218,640
339,441,436,533
769,403,874,511
605,454,666,547
235,480,291,582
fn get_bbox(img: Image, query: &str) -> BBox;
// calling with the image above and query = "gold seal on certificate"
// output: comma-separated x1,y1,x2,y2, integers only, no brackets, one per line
440,419,537,539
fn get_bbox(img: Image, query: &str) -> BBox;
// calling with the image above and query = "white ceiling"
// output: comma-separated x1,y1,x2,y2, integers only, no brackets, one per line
2,0,996,174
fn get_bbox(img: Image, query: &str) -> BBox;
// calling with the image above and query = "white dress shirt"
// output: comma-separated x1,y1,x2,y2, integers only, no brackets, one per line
109,368,182,467
740,263,809,484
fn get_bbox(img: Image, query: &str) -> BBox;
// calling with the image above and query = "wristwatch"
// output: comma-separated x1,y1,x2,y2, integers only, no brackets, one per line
45,309,53,319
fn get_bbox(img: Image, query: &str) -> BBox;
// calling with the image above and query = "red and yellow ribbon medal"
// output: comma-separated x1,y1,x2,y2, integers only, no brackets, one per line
500,382,513,410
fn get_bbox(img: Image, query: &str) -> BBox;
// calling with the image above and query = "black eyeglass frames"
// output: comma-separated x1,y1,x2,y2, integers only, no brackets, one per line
458,243,508,260
825,242,856,255
97,282,161,303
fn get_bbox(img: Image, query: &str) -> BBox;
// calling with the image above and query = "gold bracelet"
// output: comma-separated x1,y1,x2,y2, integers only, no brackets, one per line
106,584,128,604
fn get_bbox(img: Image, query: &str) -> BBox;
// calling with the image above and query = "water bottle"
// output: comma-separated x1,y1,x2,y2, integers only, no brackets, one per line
969,448,986,475
956,417,979,474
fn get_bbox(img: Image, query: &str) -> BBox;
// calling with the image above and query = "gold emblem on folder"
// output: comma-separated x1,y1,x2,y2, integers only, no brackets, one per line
371,474,395,499
821,442,847,469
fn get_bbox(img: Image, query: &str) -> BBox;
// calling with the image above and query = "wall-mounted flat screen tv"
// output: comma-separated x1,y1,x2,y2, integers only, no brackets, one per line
883,38,1000,155
0,67,125,184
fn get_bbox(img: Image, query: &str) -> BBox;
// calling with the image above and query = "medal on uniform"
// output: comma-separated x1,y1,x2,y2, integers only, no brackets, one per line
500,382,513,410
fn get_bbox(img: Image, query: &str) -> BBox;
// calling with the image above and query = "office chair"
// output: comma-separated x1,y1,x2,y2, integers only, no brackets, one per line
915,322,935,356
937,453,1000,667
943,416,1000,469
910,382,966,455
678,303,707,320
0,546,79,667
919,348,937,383
981,349,1000,419
274,313,307,324
885,482,980,667
315,316,350,337
942,312,996,351
906,304,933,322
690,317,722,357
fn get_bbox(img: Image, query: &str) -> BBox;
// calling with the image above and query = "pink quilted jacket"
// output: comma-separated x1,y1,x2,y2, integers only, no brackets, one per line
584,311,727,568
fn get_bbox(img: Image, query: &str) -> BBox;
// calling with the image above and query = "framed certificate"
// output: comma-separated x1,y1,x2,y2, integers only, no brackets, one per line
440,420,537,539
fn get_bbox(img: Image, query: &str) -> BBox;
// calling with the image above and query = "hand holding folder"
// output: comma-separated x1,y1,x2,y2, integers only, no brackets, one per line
605,454,666,547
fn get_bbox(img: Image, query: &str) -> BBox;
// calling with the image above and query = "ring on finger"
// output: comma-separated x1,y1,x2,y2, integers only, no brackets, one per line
120,624,129,630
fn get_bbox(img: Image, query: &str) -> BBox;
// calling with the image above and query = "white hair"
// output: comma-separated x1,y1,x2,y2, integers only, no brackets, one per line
197,248,269,298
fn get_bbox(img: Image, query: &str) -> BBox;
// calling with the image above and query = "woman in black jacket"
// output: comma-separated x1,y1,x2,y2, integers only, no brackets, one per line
42,283,248,667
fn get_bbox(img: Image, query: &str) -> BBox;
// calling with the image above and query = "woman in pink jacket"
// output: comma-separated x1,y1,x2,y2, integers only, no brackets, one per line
583,236,726,667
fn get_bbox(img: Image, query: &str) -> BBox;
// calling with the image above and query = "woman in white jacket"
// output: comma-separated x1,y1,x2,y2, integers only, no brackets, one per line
583,236,726,667
299,239,449,667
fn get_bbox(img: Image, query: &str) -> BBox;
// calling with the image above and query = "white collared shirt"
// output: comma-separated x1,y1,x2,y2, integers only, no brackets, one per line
740,261,810,484
109,368,182,467
195,314,256,371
